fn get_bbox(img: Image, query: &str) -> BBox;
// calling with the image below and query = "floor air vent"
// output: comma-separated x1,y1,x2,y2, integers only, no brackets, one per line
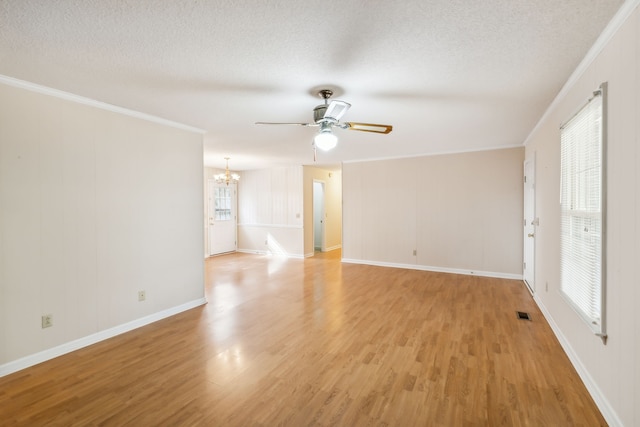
516,311,531,321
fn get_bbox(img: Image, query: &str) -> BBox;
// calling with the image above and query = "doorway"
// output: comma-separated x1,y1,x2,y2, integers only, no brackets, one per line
208,180,238,256
523,157,536,293
313,180,325,252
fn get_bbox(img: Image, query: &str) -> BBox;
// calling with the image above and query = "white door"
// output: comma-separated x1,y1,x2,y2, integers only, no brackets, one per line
523,157,536,292
208,180,237,255
313,181,325,252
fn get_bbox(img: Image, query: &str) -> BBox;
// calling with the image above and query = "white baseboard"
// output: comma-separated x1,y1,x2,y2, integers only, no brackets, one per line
0,297,207,378
237,249,305,259
340,258,522,280
533,295,622,427
237,248,268,255
237,246,340,259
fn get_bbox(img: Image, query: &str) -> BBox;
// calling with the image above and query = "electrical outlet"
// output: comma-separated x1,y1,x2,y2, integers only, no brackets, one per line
138,290,146,301
41,314,53,329
413,249,417,256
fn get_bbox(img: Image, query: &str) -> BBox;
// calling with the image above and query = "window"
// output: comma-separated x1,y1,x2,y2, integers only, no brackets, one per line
214,187,233,221
560,83,607,341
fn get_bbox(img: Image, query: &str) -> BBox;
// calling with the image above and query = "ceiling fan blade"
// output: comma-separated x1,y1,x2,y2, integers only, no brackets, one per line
255,122,316,126
323,100,351,121
345,122,393,134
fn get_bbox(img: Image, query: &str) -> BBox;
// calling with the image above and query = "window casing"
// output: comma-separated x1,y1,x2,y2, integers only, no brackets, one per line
559,83,607,342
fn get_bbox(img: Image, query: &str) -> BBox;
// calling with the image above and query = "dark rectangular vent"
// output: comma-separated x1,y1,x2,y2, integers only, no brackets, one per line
516,311,531,321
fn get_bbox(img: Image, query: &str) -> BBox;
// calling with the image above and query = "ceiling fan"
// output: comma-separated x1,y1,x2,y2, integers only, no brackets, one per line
255,89,392,158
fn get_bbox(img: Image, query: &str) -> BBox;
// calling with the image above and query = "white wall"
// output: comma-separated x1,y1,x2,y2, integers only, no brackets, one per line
303,166,342,256
342,147,524,278
0,80,205,373
237,166,304,257
524,4,639,425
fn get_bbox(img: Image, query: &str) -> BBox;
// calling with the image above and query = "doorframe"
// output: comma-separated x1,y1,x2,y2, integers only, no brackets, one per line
523,154,536,293
312,180,326,253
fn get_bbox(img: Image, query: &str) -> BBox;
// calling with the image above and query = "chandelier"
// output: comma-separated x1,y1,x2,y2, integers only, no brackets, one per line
214,157,240,186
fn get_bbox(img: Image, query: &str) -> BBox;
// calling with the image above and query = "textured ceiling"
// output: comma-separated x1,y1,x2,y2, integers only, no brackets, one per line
0,0,626,170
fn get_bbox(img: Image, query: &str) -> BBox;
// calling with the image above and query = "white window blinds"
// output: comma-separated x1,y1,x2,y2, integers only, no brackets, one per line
560,83,607,341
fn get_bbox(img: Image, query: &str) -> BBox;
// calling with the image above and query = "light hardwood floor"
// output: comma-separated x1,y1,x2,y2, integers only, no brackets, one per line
0,251,606,426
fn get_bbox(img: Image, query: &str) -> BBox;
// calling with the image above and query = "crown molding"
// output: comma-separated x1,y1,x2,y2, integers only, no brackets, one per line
0,74,206,134
341,144,523,165
523,0,640,146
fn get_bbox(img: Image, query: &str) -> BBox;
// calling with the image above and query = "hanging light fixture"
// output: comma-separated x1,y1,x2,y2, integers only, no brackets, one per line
313,122,338,151
214,157,240,186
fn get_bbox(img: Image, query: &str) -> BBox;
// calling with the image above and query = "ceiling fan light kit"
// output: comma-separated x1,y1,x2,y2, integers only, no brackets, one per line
314,127,338,151
256,88,392,157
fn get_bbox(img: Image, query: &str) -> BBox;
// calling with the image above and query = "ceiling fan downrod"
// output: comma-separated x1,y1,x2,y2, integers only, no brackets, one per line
318,89,333,103
313,89,334,123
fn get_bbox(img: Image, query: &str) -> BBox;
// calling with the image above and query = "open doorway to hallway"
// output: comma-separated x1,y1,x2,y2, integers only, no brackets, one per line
313,180,325,253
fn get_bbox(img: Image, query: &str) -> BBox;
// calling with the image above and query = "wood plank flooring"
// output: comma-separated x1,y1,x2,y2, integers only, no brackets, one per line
0,251,606,426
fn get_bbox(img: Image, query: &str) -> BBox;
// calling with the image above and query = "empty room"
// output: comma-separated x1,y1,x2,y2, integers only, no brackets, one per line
1,1,639,426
